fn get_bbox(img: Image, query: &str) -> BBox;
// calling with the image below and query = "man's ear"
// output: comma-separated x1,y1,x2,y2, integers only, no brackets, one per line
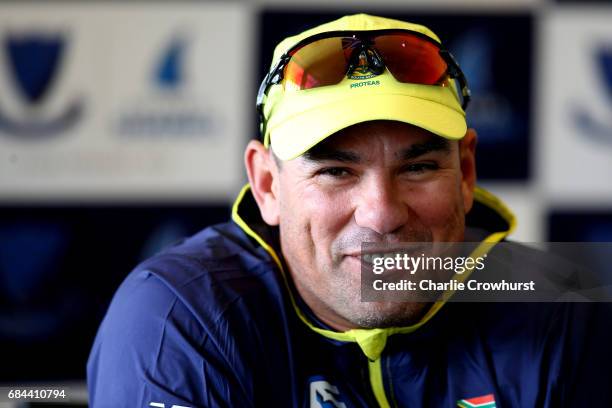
459,128,478,214
244,140,280,226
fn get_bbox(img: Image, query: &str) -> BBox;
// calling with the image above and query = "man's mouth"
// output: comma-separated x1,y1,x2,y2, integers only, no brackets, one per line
359,252,405,265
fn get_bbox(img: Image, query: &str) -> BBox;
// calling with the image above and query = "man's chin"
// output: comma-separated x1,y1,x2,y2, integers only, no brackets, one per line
345,301,432,329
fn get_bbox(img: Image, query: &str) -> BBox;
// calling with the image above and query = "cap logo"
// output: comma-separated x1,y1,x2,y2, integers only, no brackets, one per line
347,47,384,80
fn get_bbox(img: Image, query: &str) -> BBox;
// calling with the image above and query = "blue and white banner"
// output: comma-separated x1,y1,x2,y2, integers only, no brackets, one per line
539,9,612,202
0,3,249,200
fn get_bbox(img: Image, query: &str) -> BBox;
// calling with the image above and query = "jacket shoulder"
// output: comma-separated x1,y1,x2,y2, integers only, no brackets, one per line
87,221,285,406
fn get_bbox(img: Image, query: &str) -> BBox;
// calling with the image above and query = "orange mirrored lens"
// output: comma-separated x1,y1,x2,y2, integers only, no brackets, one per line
373,34,447,85
283,37,356,90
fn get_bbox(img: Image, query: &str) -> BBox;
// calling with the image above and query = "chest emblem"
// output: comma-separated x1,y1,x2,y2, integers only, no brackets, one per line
309,377,347,408
457,393,496,408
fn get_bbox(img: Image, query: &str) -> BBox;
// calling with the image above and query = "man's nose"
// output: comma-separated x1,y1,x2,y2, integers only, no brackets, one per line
353,176,410,235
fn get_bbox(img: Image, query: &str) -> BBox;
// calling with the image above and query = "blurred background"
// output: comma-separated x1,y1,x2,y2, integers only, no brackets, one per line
0,0,611,405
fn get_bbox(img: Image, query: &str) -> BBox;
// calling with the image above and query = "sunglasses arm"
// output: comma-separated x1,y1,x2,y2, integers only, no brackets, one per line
439,50,471,110
257,54,292,138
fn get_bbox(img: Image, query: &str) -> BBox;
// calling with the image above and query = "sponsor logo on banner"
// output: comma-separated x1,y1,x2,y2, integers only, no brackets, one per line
541,12,612,199
114,34,216,138
0,32,84,138
572,45,612,144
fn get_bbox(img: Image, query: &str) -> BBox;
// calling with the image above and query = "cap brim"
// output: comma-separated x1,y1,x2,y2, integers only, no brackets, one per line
269,93,467,161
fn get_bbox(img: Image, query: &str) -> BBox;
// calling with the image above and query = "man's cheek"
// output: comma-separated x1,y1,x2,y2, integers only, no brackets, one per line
411,197,461,230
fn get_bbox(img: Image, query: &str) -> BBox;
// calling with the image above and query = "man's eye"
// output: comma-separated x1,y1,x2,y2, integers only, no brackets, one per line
403,163,439,174
317,167,352,177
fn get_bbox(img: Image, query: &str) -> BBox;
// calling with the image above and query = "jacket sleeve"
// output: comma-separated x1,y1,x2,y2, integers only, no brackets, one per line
87,270,253,408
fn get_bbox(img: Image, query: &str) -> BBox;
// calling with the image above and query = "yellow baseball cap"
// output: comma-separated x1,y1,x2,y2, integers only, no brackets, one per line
258,14,469,160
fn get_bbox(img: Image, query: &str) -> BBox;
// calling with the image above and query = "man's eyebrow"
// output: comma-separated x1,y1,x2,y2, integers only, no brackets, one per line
398,138,451,160
301,137,451,163
302,148,361,164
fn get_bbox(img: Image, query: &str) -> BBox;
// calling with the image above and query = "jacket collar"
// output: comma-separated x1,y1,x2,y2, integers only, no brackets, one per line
231,184,516,360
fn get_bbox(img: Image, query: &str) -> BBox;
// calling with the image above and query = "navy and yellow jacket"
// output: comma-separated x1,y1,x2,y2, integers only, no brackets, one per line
87,186,612,407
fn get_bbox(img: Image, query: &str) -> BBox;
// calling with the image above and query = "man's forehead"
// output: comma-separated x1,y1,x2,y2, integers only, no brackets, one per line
301,121,453,162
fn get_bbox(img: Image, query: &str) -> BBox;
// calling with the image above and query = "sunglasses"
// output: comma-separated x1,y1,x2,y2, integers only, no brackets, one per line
257,29,471,136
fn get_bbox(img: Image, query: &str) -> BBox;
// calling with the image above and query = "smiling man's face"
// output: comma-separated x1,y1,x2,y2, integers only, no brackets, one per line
248,120,477,330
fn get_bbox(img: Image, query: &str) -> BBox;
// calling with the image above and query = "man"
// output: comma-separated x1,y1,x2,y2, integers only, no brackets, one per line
87,14,611,407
